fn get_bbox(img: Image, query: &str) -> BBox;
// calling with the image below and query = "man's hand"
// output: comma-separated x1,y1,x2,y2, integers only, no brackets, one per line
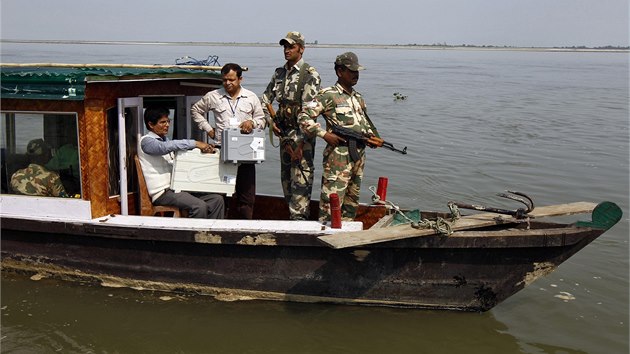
323,132,346,147
291,144,303,162
240,120,255,134
195,141,215,154
366,134,383,149
272,122,282,137
207,129,215,140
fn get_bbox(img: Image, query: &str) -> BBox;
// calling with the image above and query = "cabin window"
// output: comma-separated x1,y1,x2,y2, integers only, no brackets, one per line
1,112,81,197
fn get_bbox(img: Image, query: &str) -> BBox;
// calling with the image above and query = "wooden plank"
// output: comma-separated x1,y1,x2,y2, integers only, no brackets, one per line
527,201,597,218
369,214,395,229
318,201,598,249
0,195,92,220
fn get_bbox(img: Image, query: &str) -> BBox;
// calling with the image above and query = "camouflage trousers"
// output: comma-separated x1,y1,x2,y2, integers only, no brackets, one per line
280,131,316,220
319,145,365,221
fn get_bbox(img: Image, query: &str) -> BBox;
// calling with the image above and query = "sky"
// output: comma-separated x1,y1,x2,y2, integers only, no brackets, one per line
1,0,628,48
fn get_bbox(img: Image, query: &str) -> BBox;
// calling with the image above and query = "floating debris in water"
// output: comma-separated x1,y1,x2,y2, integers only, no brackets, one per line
393,92,408,101
554,291,576,302
30,273,47,281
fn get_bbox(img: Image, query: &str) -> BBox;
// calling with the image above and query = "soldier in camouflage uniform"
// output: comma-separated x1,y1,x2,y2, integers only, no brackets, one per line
10,139,69,197
298,52,377,221
261,31,321,220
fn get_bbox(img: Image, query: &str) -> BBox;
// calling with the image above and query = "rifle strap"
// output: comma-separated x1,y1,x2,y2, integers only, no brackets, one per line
269,124,279,148
363,111,380,139
287,62,309,137
264,104,278,147
296,61,309,106
279,61,309,109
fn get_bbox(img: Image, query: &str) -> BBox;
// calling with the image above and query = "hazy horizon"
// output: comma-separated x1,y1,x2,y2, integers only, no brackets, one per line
1,39,627,51
1,0,628,48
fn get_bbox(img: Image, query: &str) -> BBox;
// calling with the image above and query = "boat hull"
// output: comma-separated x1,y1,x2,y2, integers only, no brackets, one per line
0,216,605,312
0,64,619,312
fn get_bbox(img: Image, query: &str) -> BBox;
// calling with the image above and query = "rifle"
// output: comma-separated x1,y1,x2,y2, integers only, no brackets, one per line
266,102,309,180
330,124,407,161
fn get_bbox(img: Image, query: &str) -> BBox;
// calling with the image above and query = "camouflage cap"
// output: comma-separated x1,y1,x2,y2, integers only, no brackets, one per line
279,31,305,47
335,52,365,71
26,139,51,156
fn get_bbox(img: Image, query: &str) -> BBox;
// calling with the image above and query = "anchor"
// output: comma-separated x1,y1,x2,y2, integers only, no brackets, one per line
449,191,535,219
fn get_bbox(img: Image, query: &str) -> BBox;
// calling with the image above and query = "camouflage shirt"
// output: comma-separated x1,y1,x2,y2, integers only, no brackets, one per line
299,82,375,138
261,58,321,125
10,163,69,197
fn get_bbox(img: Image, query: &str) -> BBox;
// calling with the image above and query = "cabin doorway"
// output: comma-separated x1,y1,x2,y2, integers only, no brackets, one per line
114,97,143,215
111,96,206,215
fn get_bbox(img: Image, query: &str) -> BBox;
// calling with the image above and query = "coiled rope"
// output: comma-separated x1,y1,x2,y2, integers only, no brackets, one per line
369,186,459,236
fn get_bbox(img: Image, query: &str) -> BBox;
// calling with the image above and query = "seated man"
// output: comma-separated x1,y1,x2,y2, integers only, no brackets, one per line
10,139,69,197
138,106,224,219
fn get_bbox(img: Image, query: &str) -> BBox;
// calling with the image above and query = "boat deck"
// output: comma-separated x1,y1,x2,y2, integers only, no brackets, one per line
91,214,363,234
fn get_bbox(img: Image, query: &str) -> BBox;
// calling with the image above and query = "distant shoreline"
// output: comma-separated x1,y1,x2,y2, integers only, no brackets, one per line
1,39,628,53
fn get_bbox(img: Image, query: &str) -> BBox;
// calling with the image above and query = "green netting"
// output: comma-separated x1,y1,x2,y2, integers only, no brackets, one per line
391,209,421,226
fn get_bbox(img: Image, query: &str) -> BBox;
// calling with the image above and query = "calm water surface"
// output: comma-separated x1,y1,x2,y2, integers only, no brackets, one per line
1,44,628,354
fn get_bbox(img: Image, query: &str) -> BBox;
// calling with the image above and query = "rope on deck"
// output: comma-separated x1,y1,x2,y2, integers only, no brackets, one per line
368,185,458,236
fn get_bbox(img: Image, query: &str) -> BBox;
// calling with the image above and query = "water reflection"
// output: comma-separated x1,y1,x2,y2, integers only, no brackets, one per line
1,272,590,354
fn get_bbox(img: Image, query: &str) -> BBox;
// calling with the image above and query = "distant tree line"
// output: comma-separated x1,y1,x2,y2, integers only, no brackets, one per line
393,43,629,50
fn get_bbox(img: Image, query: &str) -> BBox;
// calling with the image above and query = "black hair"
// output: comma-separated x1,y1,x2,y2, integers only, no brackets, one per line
221,63,243,77
143,106,170,130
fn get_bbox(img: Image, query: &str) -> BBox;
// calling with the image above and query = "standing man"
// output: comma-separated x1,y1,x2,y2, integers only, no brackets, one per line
191,63,266,219
261,31,321,220
139,106,224,219
298,52,378,221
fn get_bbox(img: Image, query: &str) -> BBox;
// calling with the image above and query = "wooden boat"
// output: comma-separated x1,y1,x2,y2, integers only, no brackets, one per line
0,63,622,312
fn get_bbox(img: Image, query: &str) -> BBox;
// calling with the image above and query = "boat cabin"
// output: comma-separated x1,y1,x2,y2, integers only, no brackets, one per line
1,64,223,219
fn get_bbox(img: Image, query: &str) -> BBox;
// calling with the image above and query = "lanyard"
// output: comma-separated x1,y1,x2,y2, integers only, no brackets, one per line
225,96,240,116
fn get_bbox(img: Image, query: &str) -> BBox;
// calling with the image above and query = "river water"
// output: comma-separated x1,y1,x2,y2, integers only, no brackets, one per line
1,43,628,354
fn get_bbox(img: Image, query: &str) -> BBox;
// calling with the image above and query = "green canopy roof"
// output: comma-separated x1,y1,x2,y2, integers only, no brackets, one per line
1,65,221,100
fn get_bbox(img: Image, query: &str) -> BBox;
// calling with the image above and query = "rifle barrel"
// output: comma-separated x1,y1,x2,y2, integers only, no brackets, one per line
382,141,408,154
332,125,408,154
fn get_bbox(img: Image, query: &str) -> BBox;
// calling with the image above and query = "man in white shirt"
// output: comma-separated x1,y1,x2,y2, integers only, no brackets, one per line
191,63,265,219
138,106,224,219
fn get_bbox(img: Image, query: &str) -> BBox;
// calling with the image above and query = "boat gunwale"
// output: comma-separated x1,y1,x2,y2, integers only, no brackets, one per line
0,214,602,249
